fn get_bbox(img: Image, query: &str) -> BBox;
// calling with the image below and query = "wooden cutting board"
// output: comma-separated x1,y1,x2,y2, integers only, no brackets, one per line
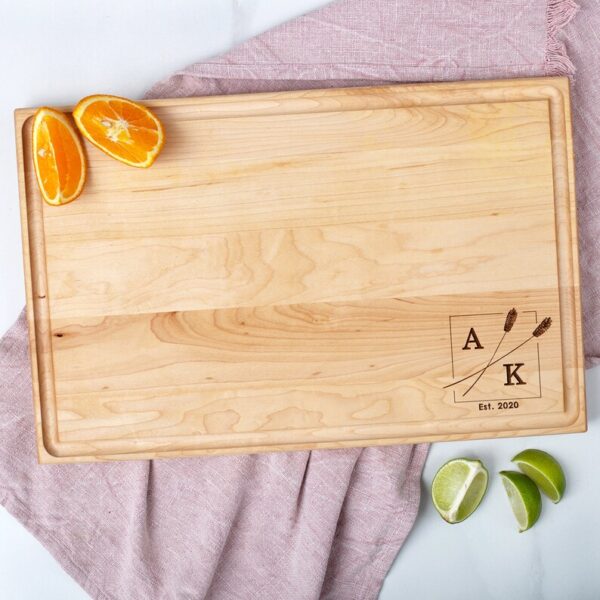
15,77,585,463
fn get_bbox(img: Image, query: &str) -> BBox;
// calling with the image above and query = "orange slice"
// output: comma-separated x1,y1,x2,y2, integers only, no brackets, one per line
73,95,165,168
32,108,87,206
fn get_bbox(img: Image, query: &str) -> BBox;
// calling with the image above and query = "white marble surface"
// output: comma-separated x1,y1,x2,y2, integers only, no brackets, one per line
1,1,598,598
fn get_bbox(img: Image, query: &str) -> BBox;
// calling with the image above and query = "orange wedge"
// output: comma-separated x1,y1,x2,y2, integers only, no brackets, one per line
32,108,86,206
73,95,165,168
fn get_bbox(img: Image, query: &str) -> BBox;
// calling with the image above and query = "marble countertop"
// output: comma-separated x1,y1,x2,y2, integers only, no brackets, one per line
1,2,598,598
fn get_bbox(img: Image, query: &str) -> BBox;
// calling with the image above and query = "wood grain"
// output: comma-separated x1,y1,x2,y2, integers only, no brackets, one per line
14,77,585,462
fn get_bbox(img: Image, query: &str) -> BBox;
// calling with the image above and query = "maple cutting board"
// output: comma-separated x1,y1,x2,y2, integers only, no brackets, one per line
15,77,585,463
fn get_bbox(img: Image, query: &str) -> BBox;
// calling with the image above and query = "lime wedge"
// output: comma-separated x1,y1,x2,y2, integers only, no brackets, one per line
512,449,565,503
500,471,541,532
431,458,488,523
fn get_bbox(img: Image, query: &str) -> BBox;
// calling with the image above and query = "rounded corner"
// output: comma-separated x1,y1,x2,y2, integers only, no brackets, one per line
15,109,35,132
560,401,586,430
41,431,66,458
540,82,566,104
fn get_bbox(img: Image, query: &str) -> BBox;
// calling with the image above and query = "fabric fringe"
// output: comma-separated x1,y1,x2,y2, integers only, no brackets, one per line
546,0,579,75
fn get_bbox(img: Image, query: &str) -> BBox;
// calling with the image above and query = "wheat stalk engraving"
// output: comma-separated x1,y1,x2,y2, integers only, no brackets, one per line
445,315,551,390
533,317,552,337
463,308,518,397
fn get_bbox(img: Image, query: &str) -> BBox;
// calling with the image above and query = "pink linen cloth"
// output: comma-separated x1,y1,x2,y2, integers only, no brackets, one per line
0,1,590,599
564,1,600,367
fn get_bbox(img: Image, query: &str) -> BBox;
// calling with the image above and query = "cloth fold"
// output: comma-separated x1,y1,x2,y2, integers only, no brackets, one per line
1,0,594,599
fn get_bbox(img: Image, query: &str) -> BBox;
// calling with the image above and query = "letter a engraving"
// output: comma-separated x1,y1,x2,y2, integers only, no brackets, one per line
503,363,526,386
462,328,483,350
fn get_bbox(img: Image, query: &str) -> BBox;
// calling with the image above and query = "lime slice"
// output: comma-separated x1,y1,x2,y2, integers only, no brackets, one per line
512,449,565,503
500,471,541,532
431,458,488,523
